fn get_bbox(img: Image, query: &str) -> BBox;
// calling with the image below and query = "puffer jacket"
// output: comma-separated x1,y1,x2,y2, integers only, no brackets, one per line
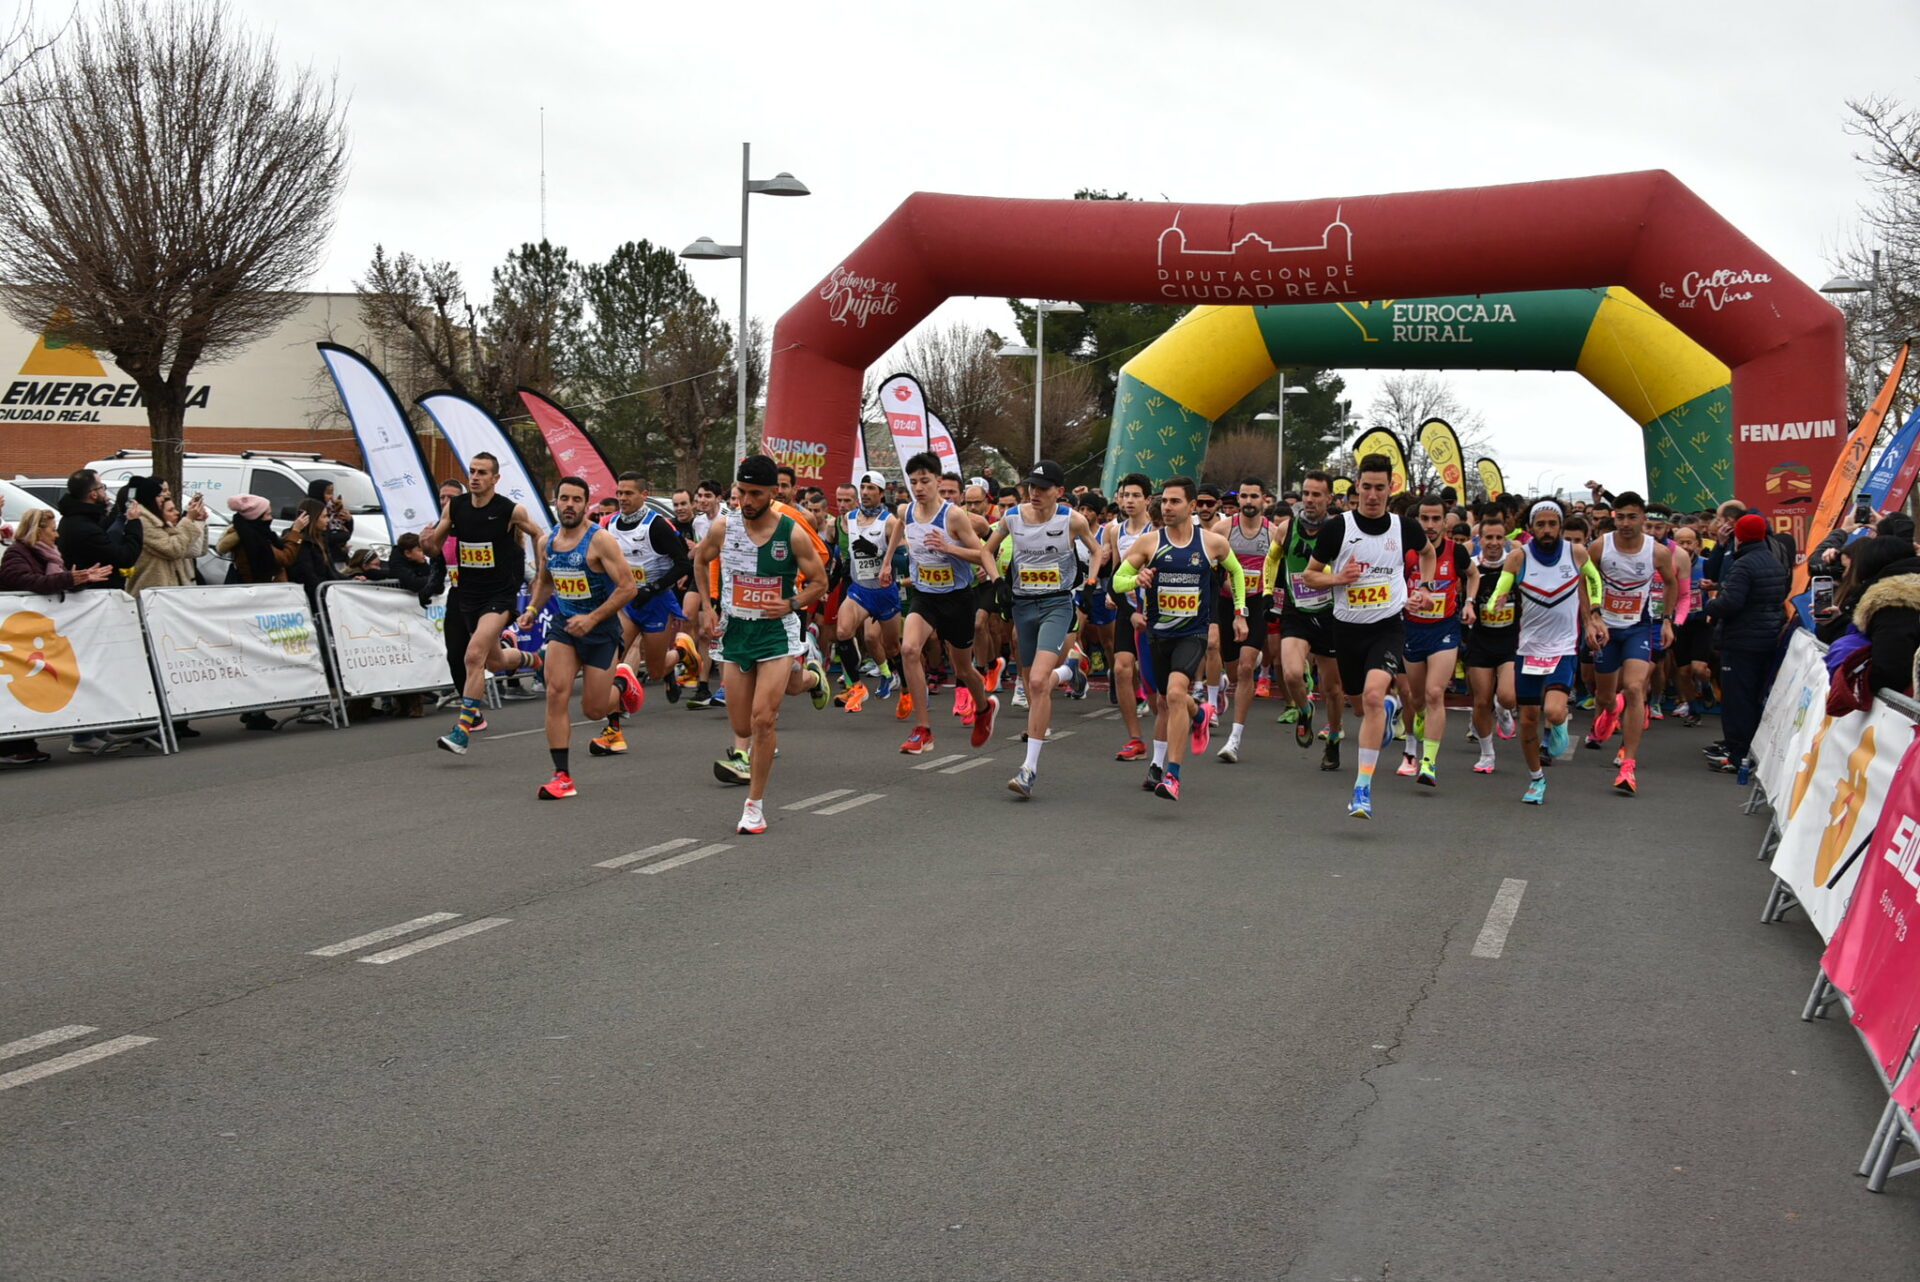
1704,538,1788,651
1853,557,1920,695
54,494,142,589
125,508,207,594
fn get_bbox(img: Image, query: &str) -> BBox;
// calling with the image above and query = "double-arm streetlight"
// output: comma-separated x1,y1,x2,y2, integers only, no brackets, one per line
995,299,1083,465
680,142,810,469
1253,376,1309,493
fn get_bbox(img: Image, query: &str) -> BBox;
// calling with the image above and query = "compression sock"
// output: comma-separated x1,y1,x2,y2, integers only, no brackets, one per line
1023,737,1044,772
836,640,863,684
1356,748,1379,786
519,649,543,674
1151,740,1169,769
550,747,568,773
1422,738,1441,770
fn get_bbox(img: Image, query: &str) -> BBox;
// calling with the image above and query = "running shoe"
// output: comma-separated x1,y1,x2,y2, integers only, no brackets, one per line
807,659,831,710
469,716,489,733
1142,763,1164,791
1614,759,1637,795
1680,712,1702,728
1190,701,1216,754
954,685,974,720
1137,699,1152,717
896,688,914,720
1012,683,1029,709
714,748,751,784
1348,784,1373,819
1067,658,1089,700
1275,705,1300,724
1116,737,1148,761
673,631,699,675
1007,766,1036,799
1321,735,1341,772
686,690,716,709
1577,693,1596,711
1154,773,1182,801
1217,741,1239,764
1396,754,1418,777
1383,694,1401,745
1417,765,1437,788
1648,705,1662,723
708,686,727,708
842,682,869,714
436,726,470,756
900,726,934,755
615,663,646,715
982,657,1005,692
537,770,577,800
1413,710,1426,742
1256,675,1272,699
588,725,627,756
1702,740,1728,757
876,672,897,700
971,694,999,748
1295,701,1315,749
1473,755,1496,775
737,802,767,835
1589,694,1621,745
1545,719,1569,758
1522,777,1547,805
1496,707,1516,740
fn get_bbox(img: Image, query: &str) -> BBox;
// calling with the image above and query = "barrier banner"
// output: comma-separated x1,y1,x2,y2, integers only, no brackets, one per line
139,585,333,718
1350,428,1408,493
1418,417,1467,496
1752,629,1829,804
928,411,960,473
518,388,617,504
417,391,554,534
1796,342,1909,599
0,590,163,737
317,344,441,539
1770,699,1912,939
1822,723,1920,1085
321,582,452,698
1862,405,1920,511
876,373,929,478
1476,457,1504,499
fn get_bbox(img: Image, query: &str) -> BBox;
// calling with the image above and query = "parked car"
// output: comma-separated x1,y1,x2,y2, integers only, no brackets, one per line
8,475,66,509
0,477,54,550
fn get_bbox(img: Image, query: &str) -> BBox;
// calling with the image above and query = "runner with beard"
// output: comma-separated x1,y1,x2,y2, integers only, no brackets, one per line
1265,471,1347,771
1582,492,1678,795
589,472,695,757
1483,499,1607,805
1299,455,1435,819
1465,513,1520,774
689,455,832,834
518,477,639,799
832,470,904,714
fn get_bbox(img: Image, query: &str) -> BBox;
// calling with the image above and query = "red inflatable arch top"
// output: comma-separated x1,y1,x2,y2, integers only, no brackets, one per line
768,170,1843,541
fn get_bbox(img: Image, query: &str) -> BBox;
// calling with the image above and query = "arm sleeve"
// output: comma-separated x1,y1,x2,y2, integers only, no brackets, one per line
1221,547,1246,613
1263,539,1284,596
1113,558,1140,594
1493,569,1516,600
1582,557,1603,604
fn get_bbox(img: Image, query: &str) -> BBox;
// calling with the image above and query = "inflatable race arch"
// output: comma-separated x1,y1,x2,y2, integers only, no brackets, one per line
769,171,1845,545
1105,288,1732,509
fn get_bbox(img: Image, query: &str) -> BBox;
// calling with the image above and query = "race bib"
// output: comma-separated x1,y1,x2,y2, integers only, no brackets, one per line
552,570,592,600
1602,589,1642,617
1017,566,1063,590
1157,590,1201,618
447,565,460,588
853,554,883,583
1406,591,1446,621
1648,594,1665,621
1289,572,1331,609
1521,653,1561,675
730,573,785,617
1344,581,1391,608
916,563,955,588
1479,601,1515,627
628,563,648,586
459,542,496,568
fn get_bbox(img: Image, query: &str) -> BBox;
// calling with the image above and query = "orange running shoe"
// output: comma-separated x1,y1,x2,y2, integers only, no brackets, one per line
981,657,1005,692
842,682,869,714
1613,758,1637,795
895,687,914,720
588,724,627,756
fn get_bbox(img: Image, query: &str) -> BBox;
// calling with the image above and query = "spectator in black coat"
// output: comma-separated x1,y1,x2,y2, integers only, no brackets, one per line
286,497,340,607
1852,544,1920,697
1704,514,1791,774
54,469,141,589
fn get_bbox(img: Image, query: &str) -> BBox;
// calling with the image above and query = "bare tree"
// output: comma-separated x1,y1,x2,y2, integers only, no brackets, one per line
1201,430,1281,488
649,296,760,489
986,355,1102,475
899,321,1013,460
1831,95,1920,423
0,0,347,496
1366,372,1493,495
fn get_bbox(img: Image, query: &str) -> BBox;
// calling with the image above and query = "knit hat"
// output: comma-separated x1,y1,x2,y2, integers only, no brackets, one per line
1734,513,1768,544
227,494,270,521
130,475,165,513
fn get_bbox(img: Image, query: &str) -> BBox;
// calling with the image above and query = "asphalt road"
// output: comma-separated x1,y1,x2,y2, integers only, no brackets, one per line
3,681,1917,1281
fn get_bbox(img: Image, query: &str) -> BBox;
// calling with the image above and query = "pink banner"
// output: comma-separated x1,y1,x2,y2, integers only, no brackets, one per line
928,411,959,472
518,388,617,503
1822,723,1920,1093
877,373,928,478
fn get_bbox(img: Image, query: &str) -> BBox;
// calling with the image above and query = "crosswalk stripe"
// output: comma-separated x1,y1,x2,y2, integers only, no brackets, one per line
595,838,699,869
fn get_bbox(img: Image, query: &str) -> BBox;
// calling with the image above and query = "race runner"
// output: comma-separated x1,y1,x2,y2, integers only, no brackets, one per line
1583,491,1679,795
1265,471,1346,770
1464,513,1520,774
1111,477,1247,802
1104,474,1157,762
1299,454,1435,819
884,451,998,756
1396,493,1475,787
1484,499,1606,804
590,472,694,757
985,459,1100,800
1217,478,1274,764
689,454,832,835
833,470,904,714
423,452,549,757
518,477,640,799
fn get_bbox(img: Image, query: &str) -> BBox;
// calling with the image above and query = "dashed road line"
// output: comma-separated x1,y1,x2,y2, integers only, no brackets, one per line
308,913,463,958
636,843,734,875
1472,878,1528,959
912,753,970,771
1005,730,1074,742
941,757,1001,774
595,838,699,870
1082,707,1119,719
486,719,593,741
813,792,885,815
358,918,511,964
782,789,854,811
0,1025,97,1062
0,1035,156,1093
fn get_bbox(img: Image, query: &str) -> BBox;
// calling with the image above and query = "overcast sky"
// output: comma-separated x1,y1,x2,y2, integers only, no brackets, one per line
247,0,1920,494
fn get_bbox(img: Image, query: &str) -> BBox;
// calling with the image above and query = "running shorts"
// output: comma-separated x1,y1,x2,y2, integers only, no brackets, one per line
845,581,901,623
1112,600,1138,656
1404,616,1462,665
1332,615,1405,692
720,614,804,668
1013,593,1074,661
1144,632,1207,693
910,588,976,649
1515,653,1578,705
1079,584,1117,627
1463,626,1518,670
453,589,518,630
1594,621,1653,674
624,590,687,634
1279,607,1336,658
547,612,624,671
1217,594,1270,662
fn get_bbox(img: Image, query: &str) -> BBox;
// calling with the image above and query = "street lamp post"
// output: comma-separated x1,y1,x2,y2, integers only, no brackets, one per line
680,142,810,470
1253,376,1309,492
996,300,1083,466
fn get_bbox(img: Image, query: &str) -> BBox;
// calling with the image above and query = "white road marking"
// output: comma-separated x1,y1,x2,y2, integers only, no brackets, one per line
594,838,699,869
0,1035,156,1092
0,1026,97,1062
1083,706,1119,719
782,789,854,811
1471,878,1528,959
308,913,463,958
1005,730,1074,742
940,757,1000,774
357,918,511,964
813,792,885,815
913,753,969,771
636,842,734,874
487,719,593,741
